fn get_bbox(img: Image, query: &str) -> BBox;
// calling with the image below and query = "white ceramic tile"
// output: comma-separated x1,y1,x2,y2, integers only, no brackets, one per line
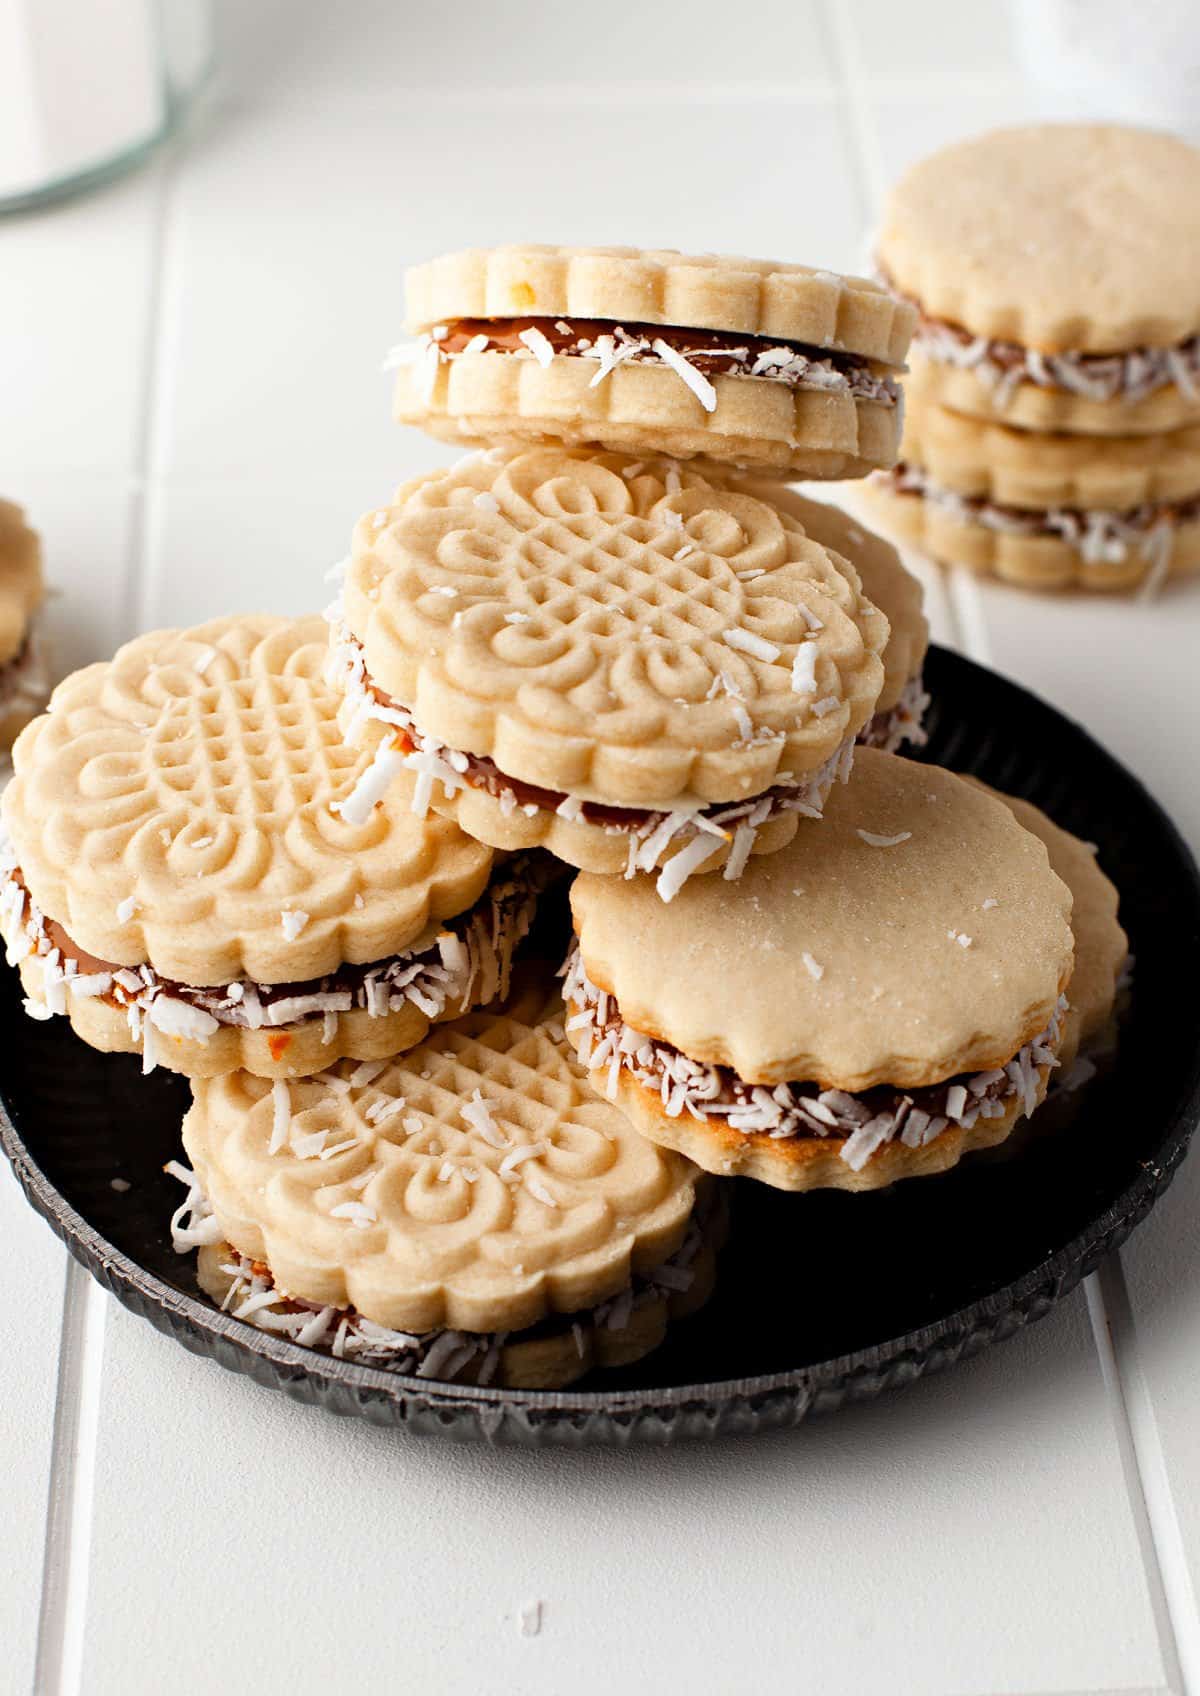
841,0,1023,79
78,1288,1166,1696
15,474,141,676
150,91,864,490
980,577,1200,1655
0,1159,66,1694
0,164,159,480
844,86,1041,218
215,0,833,99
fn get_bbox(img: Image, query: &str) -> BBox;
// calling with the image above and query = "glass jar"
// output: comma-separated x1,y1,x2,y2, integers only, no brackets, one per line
0,0,213,213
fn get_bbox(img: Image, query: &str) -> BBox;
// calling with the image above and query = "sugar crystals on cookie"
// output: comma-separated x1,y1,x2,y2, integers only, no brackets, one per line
0,615,549,1077
390,243,915,477
328,447,890,897
565,748,1075,1191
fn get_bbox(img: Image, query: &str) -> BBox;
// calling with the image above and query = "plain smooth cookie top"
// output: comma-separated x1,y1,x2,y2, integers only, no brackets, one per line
405,244,915,366
2,615,494,986
879,124,1200,352
345,449,888,805
571,747,1074,1092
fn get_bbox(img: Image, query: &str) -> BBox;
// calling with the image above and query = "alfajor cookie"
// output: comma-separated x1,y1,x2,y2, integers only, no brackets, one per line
962,780,1126,1075
879,124,1200,436
731,483,929,749
0,499,50,750
565,747,1075,1192
389,244,915,477
171,999,720,1389
867,371,1200,592
0,614,548,1078
329,447,889,897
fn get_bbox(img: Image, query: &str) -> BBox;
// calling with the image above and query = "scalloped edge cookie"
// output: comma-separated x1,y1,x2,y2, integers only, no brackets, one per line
394,352,903,478
569,748,1075,1093
902,372,1200,508
728,483,928,716
182,1005,702,1334
908,355,1200,439
405,244,915,362
193,1190,725,1390
963,781,1126,1072
343,449,889,806
863,479,1200,593
879,124,1200,353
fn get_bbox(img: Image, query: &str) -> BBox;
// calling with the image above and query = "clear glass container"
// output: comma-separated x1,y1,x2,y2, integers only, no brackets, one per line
0,0,213,213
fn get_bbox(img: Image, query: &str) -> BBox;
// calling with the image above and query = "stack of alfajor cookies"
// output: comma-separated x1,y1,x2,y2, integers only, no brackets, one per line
868,124,1200,595
0,242,1127,1392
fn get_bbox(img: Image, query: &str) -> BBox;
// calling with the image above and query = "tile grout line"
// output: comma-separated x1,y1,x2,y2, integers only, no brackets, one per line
34,130,182,1696
1093,1258,1200,1694
817,0,968,662
33,1267,107,1696
947,569,1189,1690
121,141,181,642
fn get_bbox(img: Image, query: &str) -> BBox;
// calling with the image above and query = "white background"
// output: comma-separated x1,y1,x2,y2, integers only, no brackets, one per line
3,3,1200,1693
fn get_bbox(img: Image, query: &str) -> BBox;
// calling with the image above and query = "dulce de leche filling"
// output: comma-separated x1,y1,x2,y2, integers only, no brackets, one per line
563,946,1066,1174
328,615,856,900
400,315,902,409
0,844,544,1063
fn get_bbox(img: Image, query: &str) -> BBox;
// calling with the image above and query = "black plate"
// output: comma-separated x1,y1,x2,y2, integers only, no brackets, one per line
3,645,1199,1445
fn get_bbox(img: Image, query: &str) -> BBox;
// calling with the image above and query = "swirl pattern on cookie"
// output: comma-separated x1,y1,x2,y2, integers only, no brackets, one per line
183,1005,700,1334
334,449,887,890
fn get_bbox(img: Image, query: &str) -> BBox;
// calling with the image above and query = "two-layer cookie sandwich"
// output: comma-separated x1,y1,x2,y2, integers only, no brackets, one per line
0,499,50,749
564,748,1074,1191
390,244,915,477
1,615,548,1078
170,996,722,1389
328,447,889,897
878,124,1200,437
869,368,1200,592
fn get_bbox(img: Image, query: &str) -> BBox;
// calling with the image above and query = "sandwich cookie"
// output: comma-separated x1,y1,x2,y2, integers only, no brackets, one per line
1,615,547,1078
0,500,50,750
868,371,1200,592
565,747,1075,1192
389,244,915,476
171,1000,719,1389
329,448,889,897
962,780,1126,1077
732,483,929,749
879,124,1200,435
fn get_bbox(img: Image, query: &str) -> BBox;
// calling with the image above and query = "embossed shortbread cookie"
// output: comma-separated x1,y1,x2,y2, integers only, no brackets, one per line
175,1169,723,1392
0,614,548,1077
566,748,1075,1192
391,244,915,475
963,781,1126,1073
332,448,888,895
879,125,1200,433
730,483,929,750
177,1003,706,1357
0,500,49,749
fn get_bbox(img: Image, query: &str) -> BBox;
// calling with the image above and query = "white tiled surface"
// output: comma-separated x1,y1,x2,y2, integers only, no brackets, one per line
2,3,1198,1692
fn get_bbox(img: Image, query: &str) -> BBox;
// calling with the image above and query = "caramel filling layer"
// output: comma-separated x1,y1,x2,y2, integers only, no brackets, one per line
396,315,902,408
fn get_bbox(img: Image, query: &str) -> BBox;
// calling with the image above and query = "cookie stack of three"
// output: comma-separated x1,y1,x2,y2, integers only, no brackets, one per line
867,124,1200,595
